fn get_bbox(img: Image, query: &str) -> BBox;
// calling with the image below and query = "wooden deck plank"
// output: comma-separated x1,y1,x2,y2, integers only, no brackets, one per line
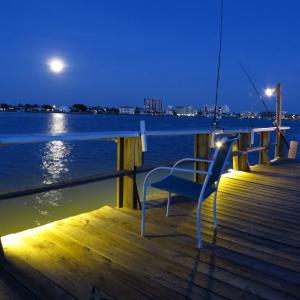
61,209,281,299
219,179,300,205
110,211,300,298
207,192,300,229
1,254,76,300
0,268,35,300
44,230,196,300
0,159,299,299
19,230,172,300
90,207,300,299
201,201,300,243
3,238,114,300
114,206,300,280
139,202,300,271
51,216,224,300
223,173,300,193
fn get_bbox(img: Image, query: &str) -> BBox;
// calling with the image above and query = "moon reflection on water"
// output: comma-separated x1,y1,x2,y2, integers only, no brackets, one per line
34,113,72,225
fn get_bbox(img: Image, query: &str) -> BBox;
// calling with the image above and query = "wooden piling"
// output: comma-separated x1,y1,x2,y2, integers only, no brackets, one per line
117,137,143,209
233,133,251,172
275,83,283,158
194,133,210,183
277,130,286,158
259,131,270,164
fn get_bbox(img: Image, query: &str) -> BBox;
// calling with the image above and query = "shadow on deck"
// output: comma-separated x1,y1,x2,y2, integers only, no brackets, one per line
1,160,300,299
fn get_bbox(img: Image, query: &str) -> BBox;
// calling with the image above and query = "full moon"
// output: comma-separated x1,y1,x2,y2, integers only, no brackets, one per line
48,58,65,73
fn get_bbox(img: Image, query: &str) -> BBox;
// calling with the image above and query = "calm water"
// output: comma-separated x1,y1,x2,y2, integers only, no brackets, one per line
0,112,299,235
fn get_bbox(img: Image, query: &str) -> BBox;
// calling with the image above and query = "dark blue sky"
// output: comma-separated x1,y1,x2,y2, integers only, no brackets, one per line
0,0,299,112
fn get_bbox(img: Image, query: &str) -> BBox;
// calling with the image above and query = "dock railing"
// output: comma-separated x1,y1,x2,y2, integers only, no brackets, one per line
0,125,290,210
0,125,292,258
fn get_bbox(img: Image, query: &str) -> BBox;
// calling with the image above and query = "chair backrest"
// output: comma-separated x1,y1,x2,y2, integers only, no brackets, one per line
206,135,239,187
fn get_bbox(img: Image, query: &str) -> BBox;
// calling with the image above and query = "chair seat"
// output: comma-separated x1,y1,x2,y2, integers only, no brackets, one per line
150,175,216,200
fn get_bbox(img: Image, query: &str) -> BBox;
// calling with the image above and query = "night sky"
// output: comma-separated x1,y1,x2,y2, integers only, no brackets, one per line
0,0,299,112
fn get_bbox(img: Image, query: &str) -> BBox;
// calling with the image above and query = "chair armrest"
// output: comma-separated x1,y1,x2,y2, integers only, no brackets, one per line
172,158,212,172
143,167,174,186
143,166,212,187
173,158,212,167
171,158,213,175
171,167,212,175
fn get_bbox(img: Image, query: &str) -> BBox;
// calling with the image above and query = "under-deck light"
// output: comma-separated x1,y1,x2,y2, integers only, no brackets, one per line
215,140,223,148
228,169,240,175
1,223,54,247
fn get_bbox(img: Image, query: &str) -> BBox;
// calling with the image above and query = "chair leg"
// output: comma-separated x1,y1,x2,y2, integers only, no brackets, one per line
141,185,148,237
197,200,203,248
166,192,171,217
213,191,218,229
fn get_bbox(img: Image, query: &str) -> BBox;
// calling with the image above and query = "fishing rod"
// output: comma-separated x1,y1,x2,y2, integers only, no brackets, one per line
212,0,224,128
240,62,290,149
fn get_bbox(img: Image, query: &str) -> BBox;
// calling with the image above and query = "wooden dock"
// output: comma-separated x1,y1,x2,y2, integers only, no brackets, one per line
0,159,300,299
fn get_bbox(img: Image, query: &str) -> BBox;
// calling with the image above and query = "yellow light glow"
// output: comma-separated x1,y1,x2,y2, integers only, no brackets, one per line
48,58,65,73
264,87,275,97
215,140,223,148
1,223,54,247
228,169,240,175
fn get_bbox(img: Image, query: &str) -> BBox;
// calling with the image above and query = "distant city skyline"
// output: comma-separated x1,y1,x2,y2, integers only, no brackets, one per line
2,102,299,120
0,1,299,112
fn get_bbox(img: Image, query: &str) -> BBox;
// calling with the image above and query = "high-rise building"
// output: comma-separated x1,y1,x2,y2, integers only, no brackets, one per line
222,105,230,114
201,104,229,117
203,105,209,116
144,98,163,114
165,105,174,115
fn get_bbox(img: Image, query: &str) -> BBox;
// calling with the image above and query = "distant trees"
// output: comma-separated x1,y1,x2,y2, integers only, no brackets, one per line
0,103,9,110
24,103,39,111
0,103,16,111
41,104,54,111
106,107,119,114
260,111,275,119
0,102,118,114
71,104,88,112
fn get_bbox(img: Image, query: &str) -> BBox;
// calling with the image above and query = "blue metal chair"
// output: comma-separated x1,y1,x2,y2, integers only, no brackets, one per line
141,135,239,248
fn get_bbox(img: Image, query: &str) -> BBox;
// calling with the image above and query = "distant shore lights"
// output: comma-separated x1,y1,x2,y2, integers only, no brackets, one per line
48,58,66,74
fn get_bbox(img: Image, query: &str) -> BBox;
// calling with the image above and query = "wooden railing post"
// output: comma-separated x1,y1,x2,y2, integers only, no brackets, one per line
277,130,286,158
194,133,211,183
275,83,283,158
233,133,251,172
117,137,143,209
288,140,298,159
259,131,270,164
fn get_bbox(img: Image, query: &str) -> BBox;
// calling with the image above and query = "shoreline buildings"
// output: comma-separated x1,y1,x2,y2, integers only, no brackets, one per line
1,101,299,120
175,105,198,116
144,98,163,115
118,106,136,115
201,104,230,118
